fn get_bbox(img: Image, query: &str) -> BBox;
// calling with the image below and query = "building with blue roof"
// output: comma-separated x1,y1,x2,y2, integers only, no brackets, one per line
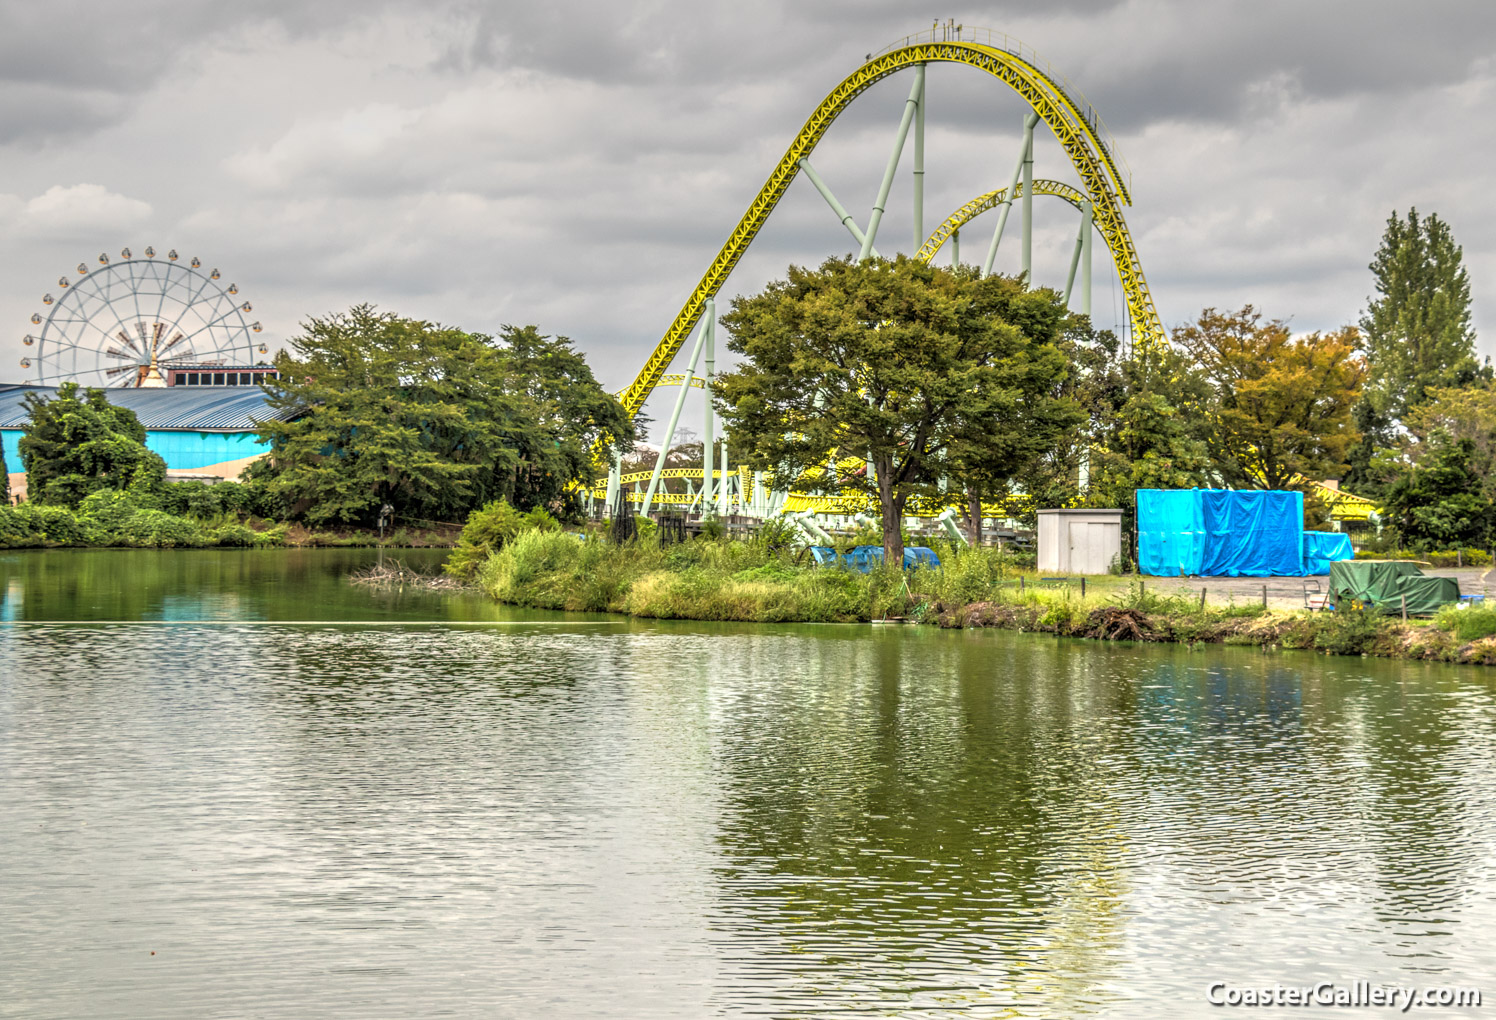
0,383,299,494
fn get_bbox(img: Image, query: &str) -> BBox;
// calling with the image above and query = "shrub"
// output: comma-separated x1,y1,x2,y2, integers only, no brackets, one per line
76,489,141,540
1308,609,1386,655
445,499,527,579
1436,603,1496,642
208,522,263,547
5,503,89,546
160,481,224,519
115,509,206,548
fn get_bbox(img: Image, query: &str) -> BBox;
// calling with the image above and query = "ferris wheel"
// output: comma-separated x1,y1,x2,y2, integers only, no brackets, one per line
20,247,269,388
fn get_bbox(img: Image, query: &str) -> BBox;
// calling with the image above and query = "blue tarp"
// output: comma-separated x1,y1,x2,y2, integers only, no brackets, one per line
1138,489,1309,577
1136,489,1205,576
1302,531,1354,575
807,545,942,572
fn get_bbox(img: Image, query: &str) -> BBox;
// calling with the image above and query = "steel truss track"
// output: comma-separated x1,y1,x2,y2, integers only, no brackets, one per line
617,40,1165,423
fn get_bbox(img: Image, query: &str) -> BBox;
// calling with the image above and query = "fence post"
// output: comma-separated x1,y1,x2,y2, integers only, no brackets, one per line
1020,576,1025,593
1199,588,1207,612
1081,576,1086,598
1262,584,1268,608
1402,594,1408,621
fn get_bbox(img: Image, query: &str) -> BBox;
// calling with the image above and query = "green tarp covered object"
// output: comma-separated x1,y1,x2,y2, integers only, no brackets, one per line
1329,560,1460,615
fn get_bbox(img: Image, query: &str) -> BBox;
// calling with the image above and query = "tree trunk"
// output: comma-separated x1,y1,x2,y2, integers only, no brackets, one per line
876,458,904,566
967,490,984,547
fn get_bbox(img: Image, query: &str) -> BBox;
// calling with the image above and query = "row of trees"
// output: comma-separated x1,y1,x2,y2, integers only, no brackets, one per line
11,208,1482,561
714,208,1488,560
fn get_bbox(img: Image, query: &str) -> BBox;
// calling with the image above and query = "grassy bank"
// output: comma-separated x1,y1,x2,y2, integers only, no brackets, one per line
477,529,894,622
474,530,1496,664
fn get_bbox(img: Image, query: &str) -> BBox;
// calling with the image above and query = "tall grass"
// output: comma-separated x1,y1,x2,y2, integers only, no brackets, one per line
1436,603,1496,642
479,531,879,621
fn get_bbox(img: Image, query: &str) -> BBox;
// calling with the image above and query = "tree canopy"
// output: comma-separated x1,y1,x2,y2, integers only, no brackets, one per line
1381,433,1495,550
1362,208,1480,418
19,382,166,506
253,306,632,525
1174,306,1363,492
715,256,1078,561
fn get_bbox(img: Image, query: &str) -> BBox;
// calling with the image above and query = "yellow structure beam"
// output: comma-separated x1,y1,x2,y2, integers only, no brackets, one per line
617,37,1165,423
916,180,1087,263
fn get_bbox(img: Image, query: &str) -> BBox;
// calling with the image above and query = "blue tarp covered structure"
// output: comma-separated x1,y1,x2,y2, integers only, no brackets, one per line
1139,489,1334,577
1302,531,1355,575
807,545,942,572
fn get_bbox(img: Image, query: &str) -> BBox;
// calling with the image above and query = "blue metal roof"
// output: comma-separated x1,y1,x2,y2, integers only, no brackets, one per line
0,384,298,432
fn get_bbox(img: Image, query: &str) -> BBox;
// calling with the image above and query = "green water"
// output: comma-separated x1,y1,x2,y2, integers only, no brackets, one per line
1,549,1494,1018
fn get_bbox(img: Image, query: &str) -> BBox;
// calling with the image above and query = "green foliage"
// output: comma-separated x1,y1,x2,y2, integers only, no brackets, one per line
1080,346,1213,510
1308,609,1385,656
1347,210,1486,495
113,509,207,548
254,306,633,525
153,479,264,521
479,530,874,622
716,256,1079,564
0,485,287,549
1175,306,1364,491
0,440,9,504
19,382,167,507
0,502,89,546
444,499,527,579
1353,546,1490,567
1436,604,1496,642
1361,208,1481,419
1381,434,1496,549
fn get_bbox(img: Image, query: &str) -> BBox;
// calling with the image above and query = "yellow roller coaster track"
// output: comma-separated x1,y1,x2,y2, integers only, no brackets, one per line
617,37,1166,422
916,179,1087,263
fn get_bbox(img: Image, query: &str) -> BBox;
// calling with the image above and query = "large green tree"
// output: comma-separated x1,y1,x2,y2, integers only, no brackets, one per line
715,256,1078,562
1084,346,1213,508
1175,306,1364,491
254,306,632,525
1381,433,1494,549
1362,208,1480,416
1347,209,1484,493
19,382,166,506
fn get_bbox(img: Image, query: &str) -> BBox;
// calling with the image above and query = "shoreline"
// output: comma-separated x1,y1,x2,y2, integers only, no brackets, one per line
468,530,1496,666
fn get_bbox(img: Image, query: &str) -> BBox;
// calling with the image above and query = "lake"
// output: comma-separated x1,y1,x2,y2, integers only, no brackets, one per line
1,549,1493,1018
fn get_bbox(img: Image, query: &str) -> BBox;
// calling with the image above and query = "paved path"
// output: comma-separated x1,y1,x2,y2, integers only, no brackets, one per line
1147,567,1490,612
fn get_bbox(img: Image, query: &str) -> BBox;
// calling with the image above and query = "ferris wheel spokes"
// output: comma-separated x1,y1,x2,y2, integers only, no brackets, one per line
19,248,269,388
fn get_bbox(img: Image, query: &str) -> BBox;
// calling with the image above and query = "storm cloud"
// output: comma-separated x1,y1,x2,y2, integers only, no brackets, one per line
3,0,1495,431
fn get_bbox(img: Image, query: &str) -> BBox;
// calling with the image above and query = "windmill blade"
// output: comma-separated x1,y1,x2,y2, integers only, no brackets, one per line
158,331,188,355
105,346,135,360
116,329,142,356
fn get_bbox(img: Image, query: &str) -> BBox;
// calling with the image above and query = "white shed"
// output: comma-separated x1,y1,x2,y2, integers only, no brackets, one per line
1037,508,1124,575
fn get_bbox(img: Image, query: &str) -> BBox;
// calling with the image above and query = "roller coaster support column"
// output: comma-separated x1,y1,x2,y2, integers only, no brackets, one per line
640,311,712,517
605,455,620,518
859,64,925,262
703,298,715,513
718,439,730,517
1081,197,1093,316
798,159,880,259
982,111,1040,277
951,229,959,267
1020,119,1034,284
913,63,925,253
937,507,970,547
1063,199,1094,306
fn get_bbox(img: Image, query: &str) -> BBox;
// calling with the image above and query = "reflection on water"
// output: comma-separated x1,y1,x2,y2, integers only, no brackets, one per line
1,551,1494,1019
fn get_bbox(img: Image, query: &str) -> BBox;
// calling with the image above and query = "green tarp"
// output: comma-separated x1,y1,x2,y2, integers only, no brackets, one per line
1329,560,1460,615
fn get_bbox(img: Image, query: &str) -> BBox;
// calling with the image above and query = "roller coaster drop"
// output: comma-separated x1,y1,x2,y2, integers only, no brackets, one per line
596,26,1165,527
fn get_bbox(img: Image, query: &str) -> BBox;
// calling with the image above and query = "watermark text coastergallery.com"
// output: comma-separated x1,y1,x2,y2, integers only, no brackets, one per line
1206,982,1481,1010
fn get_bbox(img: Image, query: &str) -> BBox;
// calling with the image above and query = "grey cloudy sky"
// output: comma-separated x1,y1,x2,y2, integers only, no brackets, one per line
4,0,1496,430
